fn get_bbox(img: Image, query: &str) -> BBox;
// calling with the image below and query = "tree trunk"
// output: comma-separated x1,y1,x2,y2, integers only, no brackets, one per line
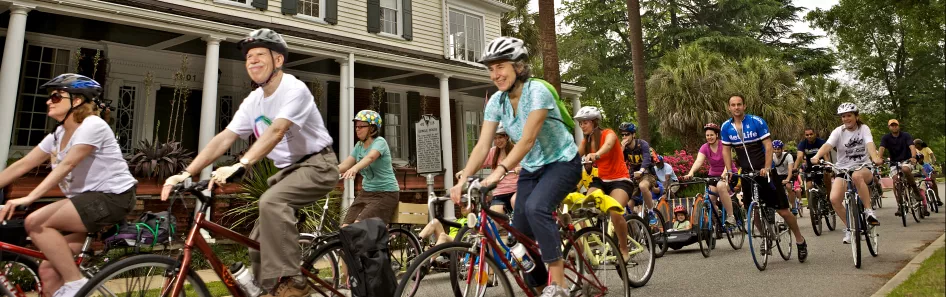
537,0,562,94
626,0,650,142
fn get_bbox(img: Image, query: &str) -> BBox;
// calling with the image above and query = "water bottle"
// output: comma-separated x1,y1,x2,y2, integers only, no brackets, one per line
230,262,262,297
510,243,536,272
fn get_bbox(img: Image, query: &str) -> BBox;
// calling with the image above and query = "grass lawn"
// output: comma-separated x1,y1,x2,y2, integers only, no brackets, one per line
888,246,945,297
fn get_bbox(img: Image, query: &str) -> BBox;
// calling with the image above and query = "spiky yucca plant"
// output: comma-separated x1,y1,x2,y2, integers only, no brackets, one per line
125,139,194,181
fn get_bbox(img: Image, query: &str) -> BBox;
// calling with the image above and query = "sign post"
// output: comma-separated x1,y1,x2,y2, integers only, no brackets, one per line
414,115,454,220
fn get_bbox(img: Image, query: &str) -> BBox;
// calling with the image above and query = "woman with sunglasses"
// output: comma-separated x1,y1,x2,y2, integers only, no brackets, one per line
0,73,137,296
452,36,581,297
338,109,400,226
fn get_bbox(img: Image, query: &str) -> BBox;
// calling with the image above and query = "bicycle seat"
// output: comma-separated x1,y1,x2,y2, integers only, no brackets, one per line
563,190,625,215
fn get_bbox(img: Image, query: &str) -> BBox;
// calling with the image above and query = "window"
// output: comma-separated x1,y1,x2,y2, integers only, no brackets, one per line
449,10,484,62
299,0,324,19
217,95,242,156
380,0,400,35
14,45,70,146
464,110,486,176
384,92,403,158
116,86,137,154
214,0,252,8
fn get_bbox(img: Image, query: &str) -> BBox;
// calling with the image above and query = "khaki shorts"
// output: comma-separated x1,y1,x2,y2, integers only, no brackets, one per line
343,191,399,224
71,186,137,232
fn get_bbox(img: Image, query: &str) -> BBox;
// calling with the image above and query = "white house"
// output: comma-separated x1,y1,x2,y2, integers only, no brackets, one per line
0,0,585,202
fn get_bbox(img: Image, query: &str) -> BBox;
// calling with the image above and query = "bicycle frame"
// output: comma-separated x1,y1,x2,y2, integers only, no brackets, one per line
167,184,343,297
0,229,101,296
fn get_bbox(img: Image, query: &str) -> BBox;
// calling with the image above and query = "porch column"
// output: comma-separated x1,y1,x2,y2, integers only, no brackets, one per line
571,95,582,143
198,36,223,180
338,56,355,208
0,4,32,171
437,74,454,190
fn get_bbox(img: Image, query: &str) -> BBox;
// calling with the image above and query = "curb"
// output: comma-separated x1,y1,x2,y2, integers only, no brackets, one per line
871,232,946,297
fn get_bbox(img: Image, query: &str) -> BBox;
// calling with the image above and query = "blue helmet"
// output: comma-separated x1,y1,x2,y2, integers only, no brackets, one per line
619,122,637,133
40,73,103,101
773,140,784,149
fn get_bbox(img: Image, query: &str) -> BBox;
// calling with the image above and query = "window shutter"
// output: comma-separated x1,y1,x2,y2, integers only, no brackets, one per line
367,0,381,33
406,91,421,161
401,0,413,40
281,0,298,15
325,0,338,24
251,0,268,10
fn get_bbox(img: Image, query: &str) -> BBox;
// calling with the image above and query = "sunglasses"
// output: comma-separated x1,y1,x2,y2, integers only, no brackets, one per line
48,93,71,104
805,134,814,137
354,125,371,129
621,133,632,136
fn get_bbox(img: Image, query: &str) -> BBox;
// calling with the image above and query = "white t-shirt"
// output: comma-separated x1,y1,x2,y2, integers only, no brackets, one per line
227,74,332,168
826,124,874,170
652,163,678,184
772,152,794,176
38,116,137,197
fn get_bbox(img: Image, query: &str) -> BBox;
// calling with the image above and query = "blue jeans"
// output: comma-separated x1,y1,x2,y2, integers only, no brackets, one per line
513,154,581,287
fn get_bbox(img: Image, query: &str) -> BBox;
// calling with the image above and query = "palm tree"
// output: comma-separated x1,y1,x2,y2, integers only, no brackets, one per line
500,0,541,70
648,45,734,151
626,0,650,142
729,56,806,142
537,0,562,93
800,75,852,138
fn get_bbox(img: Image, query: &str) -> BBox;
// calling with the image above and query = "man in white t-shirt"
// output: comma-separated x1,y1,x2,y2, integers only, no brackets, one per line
161,29,338,296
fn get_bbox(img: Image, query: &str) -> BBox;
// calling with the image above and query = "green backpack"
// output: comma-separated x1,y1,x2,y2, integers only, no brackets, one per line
531,78,575,131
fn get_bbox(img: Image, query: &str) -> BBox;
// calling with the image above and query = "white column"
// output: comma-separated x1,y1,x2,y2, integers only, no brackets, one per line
198,36,223,180
571,95,582,142
337,56,355,208
437,74,454,190
0,4,32,171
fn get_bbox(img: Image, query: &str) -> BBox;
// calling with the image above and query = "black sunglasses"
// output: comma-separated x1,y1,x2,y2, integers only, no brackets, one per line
621,133,632,136
48,93,71,104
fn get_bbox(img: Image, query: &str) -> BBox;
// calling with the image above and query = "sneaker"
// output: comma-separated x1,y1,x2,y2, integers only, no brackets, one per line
791,208,798,215
648,210,658,225
270,276,311,297
725,216,736,226
53,278,89,297
923,209,930,216
936,201,944,206
865,211,880,226
539,282,570,297
797,240,808,263
895,210,902,216
842,229,851,244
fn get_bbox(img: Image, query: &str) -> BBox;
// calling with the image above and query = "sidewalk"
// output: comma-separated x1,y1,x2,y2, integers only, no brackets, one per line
871,232,946,297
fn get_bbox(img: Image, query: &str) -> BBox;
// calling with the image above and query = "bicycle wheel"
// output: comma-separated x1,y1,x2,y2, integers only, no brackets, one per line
874,182,884,208
926,189,939,214
775,214,793,261
394,242,514,297
865,218,879,257
0,253,41,295
642,211,668,258
301,239,343,297
728,201,746,250
563,228,629,297
908,191,922,222
824,197,838,231
809,192,823,236
75,254,211,297
697,203,714,258
848,195,862,268
746,202,769,271
389,228,423,282
624,214,654,288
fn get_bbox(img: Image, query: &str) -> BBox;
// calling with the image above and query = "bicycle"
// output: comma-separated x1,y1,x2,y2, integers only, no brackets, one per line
733,172,793,271
869,166,884,209
891,161,923,226
636,184,668,259
689,177,746,257
919,171,940,214
395,178,636,297
821,161,879,268
805,165,838,236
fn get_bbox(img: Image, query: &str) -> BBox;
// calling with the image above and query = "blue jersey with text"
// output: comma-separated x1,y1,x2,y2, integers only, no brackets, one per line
720,114,771,171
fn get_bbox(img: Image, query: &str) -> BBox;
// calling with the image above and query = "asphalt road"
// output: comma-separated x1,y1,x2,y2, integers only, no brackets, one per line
402,184,945,297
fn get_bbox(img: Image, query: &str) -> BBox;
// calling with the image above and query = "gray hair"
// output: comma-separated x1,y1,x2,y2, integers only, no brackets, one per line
513,60,531,82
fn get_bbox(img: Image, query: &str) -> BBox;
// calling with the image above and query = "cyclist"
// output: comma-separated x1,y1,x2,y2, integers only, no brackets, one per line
794,128,833,195
810,103,882,244
720,94,808,262
914,139,941,205
0,74,136,296
338,109,400,225
771,140,798,215
620,122,660,218
161,29,338,296
652,155,678,202
451,36,581,297
878,119,926,216
682,123,738,225
575,106,632,260
481,123,520,214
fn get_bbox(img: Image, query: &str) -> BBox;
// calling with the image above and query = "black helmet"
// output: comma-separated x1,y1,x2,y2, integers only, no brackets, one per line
238,28,289,58
40,73,103,102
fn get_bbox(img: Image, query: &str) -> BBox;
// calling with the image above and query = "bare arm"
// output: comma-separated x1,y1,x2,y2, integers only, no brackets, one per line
596,132,618,156
341,149,382,179
338,156,357,173
722,145,733,174
794,151,805,170
23,144,96,202
498,109,548,170
0,147,49,188
687,152,707,176
811,143,835,164
184,130,240,175
910,145,918,161
867,143,882,164
762,138,774,173
456,121,500,182
238,118,294,166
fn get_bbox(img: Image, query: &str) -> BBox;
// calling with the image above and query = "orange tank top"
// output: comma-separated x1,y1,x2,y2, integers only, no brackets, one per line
581,129,630,181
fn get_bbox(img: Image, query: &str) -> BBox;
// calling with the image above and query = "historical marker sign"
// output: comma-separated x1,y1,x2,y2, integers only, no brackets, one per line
414,116,443,174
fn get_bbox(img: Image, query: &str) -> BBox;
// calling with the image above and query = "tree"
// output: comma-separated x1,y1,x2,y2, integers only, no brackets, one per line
799,75,854,138
537,0,563,94
626,0,651,142
500,0,542,70
729,56,806,141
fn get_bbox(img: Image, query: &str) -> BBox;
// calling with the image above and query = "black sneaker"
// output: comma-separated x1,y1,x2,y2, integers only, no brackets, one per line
797,240,808,263
866,213,880,226
923,210,931,217
895,210,902,216
936,201,944,206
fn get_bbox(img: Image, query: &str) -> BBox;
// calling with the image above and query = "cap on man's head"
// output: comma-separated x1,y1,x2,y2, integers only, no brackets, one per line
888,119,900,126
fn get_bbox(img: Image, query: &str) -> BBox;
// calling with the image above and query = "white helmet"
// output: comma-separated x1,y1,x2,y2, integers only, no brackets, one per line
496,123,507,135
479,37,529,64
573,106,602,121
837,102,858,115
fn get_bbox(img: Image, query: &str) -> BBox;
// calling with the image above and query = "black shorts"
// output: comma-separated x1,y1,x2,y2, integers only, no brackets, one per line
589,178,635,199
71,186,137,232
490,192,515,212
740,175,789,210
804,167,826,186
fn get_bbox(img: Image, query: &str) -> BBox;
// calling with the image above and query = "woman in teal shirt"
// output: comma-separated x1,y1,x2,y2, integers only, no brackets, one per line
339,109,400,225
